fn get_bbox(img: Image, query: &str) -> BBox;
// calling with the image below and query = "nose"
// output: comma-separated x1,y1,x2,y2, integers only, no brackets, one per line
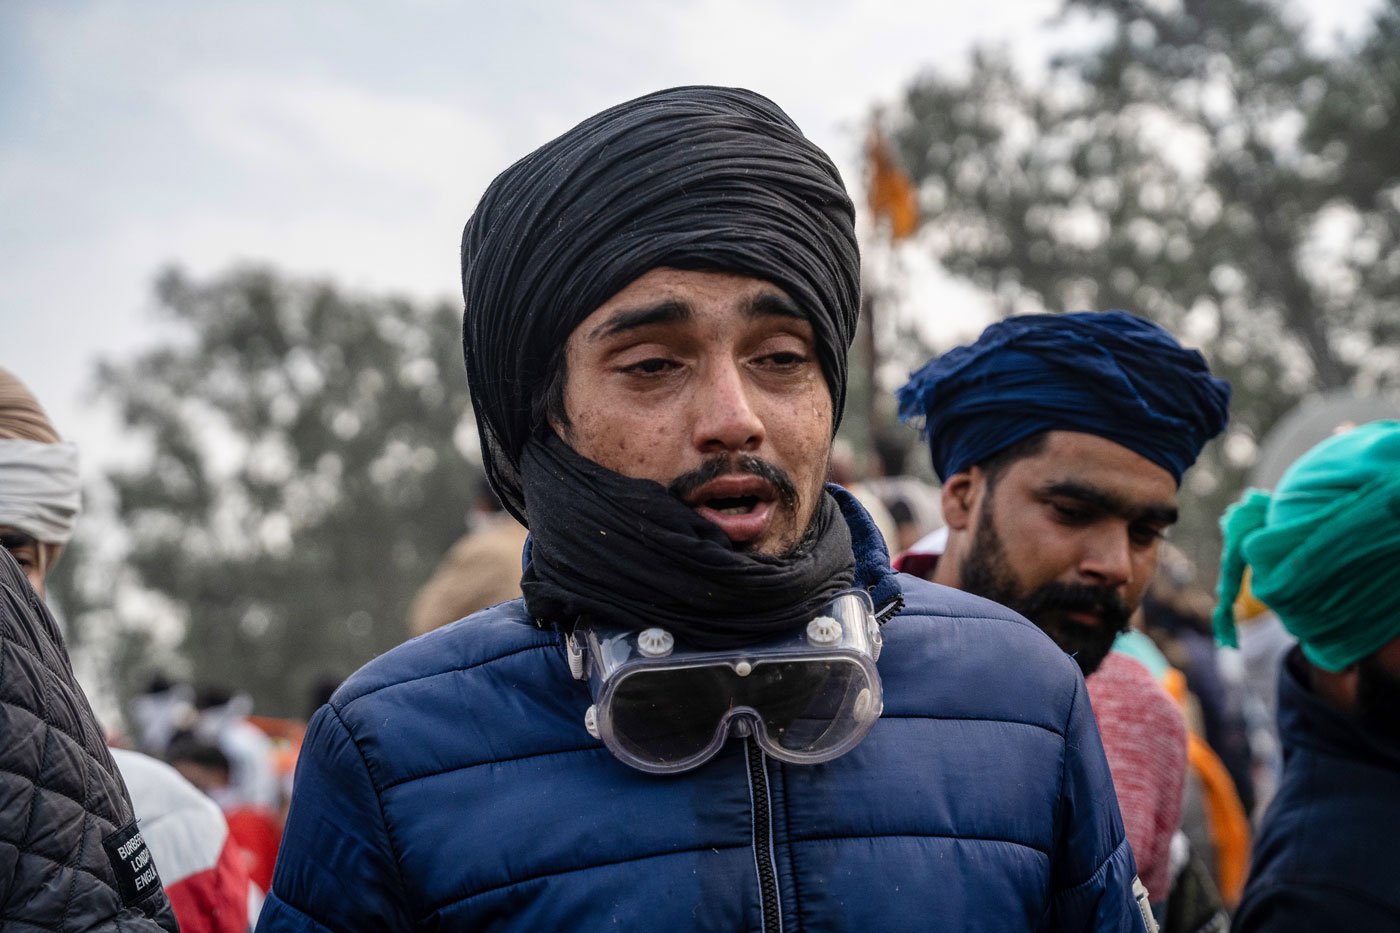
1076,524,1133,590
691,359,764,455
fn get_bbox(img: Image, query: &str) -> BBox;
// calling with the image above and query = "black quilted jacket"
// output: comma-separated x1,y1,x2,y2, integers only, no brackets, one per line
0,550,178,931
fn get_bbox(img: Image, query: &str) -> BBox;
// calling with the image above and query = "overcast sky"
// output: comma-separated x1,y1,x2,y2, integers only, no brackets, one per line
0,0,1381,474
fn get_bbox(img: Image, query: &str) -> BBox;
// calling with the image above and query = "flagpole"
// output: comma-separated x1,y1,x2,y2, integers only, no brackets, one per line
863,113,919,457
862,288,879,451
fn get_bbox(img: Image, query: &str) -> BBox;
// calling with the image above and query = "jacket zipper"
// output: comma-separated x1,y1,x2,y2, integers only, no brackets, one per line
874,593,904,624
745,735,783,933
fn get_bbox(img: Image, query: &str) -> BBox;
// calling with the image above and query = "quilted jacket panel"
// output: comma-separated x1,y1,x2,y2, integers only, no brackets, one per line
258,487,1148,932
0,551,177,932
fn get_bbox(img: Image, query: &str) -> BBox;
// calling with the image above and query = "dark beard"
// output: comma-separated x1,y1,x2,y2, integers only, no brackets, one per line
1356,653,1400,745
959,500,1131,677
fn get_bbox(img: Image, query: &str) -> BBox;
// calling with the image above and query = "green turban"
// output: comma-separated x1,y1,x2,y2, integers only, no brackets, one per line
1214,420,1400,672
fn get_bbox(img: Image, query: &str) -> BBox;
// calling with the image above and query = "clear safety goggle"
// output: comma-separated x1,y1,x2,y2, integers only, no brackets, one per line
566,589,884,775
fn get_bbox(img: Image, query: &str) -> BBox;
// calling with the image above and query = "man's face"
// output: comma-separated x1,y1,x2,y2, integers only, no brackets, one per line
557,267,833,557
951,432,1178,676
0,526,46,597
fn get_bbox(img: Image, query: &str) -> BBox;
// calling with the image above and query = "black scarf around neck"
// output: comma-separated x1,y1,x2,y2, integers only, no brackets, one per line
519,432,855,649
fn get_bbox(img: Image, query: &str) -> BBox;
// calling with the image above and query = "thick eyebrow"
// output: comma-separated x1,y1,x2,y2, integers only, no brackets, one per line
585,290,805,343
585,300,692,342
1040,480,1179,526
745,291,805,322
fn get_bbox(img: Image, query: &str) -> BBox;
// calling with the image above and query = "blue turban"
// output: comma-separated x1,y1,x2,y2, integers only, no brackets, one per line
897,311,1231,483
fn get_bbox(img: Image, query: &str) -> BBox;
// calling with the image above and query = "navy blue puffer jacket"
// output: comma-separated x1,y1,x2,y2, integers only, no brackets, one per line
1232,648,1400,930
258,492,1145,932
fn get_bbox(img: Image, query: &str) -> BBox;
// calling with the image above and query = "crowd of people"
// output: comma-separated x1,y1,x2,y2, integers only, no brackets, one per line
2,85,1396,932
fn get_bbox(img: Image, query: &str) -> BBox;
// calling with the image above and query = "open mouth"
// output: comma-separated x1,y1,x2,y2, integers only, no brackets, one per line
704,495,762,515
685,476,779,545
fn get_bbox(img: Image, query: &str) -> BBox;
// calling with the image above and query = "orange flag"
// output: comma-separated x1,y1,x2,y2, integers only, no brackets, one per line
866,123,919,240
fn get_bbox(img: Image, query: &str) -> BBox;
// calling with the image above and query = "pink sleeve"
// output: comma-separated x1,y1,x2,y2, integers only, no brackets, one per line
1086,653,1188,902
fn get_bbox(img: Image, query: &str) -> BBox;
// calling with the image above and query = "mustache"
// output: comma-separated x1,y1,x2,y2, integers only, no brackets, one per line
1023,583,1132,632
667,454,799,510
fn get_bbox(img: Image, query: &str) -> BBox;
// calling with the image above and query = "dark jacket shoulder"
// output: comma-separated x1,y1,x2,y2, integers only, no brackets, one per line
890,571,1087,721
0,551,178,931
1235,650,1400,930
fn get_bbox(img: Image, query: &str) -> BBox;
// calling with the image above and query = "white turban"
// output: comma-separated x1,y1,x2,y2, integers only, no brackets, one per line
0,439,81,544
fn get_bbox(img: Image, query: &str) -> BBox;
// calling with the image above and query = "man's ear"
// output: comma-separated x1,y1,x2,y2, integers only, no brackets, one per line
940,470,983,531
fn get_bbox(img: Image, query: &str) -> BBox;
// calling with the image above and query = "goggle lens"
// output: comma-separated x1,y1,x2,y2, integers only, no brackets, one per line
579,590,884,774
604,656,876,770
756,660,871,755
609,667,734,766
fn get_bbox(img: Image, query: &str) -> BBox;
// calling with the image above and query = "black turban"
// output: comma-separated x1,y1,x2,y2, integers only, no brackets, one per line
461,86,860,522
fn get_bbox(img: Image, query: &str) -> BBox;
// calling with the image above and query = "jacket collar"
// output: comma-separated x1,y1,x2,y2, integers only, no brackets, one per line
826,483,904,614
1278,646,1400,772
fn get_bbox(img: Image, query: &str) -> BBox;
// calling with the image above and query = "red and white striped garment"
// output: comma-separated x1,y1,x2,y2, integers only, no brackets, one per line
113,748,259,933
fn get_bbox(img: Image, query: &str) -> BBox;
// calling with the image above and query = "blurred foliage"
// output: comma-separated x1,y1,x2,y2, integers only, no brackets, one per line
67,266,477,717
889,0,1400,577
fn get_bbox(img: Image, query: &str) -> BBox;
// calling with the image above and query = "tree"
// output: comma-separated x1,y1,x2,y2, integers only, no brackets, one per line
888,0,1400,574
69,266,479,717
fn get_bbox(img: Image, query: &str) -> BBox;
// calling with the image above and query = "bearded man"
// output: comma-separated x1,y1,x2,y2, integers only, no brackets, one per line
1215,420,1400,929
258,87,1151,932
895,311,1231,915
